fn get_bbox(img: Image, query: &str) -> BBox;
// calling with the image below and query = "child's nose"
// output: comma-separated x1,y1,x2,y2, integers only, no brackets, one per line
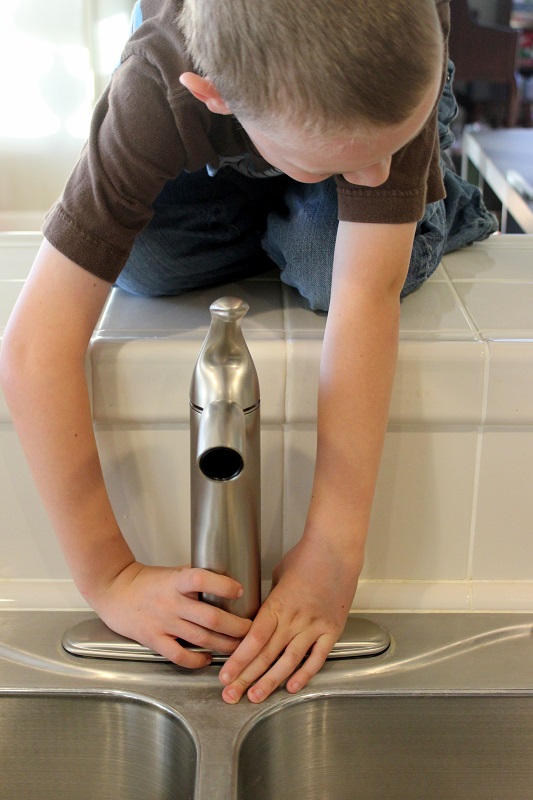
343,157,392,187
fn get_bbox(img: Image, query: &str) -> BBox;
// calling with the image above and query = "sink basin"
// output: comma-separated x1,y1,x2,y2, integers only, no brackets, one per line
0,690,197,800
237,693,533,800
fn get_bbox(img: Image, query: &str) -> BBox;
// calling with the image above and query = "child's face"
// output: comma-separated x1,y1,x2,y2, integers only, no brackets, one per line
242,73,440,187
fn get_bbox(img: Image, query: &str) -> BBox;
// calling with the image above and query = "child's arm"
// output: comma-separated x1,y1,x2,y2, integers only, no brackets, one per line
219,218,417,703
0,239,251,665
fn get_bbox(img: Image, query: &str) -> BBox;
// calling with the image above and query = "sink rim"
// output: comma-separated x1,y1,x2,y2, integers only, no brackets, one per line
234,685,533,753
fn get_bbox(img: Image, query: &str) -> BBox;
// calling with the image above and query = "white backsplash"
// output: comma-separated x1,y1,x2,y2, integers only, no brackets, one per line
1,232,533,611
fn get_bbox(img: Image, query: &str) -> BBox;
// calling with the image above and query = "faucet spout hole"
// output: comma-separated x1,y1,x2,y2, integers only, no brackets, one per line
199,447,244,481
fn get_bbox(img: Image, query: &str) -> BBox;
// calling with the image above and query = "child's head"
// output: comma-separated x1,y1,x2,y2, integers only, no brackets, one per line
178,0,443,139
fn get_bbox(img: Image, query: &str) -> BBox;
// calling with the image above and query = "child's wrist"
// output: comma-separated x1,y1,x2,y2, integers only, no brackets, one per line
301,522,366,571
72,548,138,606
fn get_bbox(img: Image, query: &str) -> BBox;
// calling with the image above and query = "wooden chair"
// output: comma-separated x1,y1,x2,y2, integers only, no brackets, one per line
449,0,520,126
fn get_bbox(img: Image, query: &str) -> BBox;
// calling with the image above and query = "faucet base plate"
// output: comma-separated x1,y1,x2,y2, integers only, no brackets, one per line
62,614,390,662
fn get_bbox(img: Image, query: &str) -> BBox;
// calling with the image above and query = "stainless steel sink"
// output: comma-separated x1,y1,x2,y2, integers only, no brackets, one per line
0,690,197,800
237,693,533,800
1,611,532,800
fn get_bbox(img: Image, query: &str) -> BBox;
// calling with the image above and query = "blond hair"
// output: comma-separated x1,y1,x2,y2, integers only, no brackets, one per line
177,0,442,137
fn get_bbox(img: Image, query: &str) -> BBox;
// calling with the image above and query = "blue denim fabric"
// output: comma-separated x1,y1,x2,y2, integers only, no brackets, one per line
117,61,498,308
116,166,289,296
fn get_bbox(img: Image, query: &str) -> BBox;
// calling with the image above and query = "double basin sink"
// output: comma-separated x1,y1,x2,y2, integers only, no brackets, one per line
1,611,532,799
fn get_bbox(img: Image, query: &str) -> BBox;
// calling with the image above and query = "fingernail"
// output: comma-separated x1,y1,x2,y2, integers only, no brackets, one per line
220,671,231,684
288,681,300,693
251,687,264,702
224,688,238,703
236,586,244,597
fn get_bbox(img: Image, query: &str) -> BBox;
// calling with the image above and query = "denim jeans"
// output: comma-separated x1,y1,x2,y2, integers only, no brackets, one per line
117,61,498,310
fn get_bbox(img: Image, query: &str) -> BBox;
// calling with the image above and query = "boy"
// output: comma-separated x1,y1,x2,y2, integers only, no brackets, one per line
0,0,496,705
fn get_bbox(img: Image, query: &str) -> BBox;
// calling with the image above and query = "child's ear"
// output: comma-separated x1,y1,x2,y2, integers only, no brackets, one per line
179,72,233,115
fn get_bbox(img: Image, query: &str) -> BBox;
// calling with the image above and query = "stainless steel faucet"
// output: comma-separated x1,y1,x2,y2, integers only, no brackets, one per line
190,297,261,619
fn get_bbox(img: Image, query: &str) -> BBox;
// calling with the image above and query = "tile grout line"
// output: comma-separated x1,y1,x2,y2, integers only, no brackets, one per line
467,339,490,598
442,261,489,600
280,284,291,558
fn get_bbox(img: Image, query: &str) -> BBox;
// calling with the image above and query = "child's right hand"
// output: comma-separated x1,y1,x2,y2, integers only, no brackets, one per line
89,562,252,668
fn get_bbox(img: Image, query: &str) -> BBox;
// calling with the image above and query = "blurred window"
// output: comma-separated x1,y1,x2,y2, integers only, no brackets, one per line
0,0,132,222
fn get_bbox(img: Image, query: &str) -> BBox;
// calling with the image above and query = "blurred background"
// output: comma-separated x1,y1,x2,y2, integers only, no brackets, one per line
0,0,132,228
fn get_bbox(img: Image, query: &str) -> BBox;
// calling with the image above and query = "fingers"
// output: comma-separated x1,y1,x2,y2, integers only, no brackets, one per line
161,570,253,660
151,635,212,669
176,567,245,601
146,607,247,668
169,568,252,654
178,593,252,639
222,631,312,704
285,635,334,694
175,615,245,655
219,607,278,687
159,569,252,669
219,614,337,704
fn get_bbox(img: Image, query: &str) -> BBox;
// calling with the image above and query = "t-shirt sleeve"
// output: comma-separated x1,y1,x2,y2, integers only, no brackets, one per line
335,0,450,225
42,54,188,283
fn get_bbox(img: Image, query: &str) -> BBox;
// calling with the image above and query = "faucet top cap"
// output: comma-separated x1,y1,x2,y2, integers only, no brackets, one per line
210,296,249,322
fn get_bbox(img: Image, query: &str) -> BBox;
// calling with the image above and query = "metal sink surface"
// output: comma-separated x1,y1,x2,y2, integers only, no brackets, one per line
237,693,533,800
1,610,532,800
0,690,196,800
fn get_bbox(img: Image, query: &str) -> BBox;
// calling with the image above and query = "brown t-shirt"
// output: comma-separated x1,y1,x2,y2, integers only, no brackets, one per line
42,0,450,283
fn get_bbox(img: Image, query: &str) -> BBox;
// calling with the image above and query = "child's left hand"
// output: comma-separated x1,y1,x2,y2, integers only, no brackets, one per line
218,535,362,704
